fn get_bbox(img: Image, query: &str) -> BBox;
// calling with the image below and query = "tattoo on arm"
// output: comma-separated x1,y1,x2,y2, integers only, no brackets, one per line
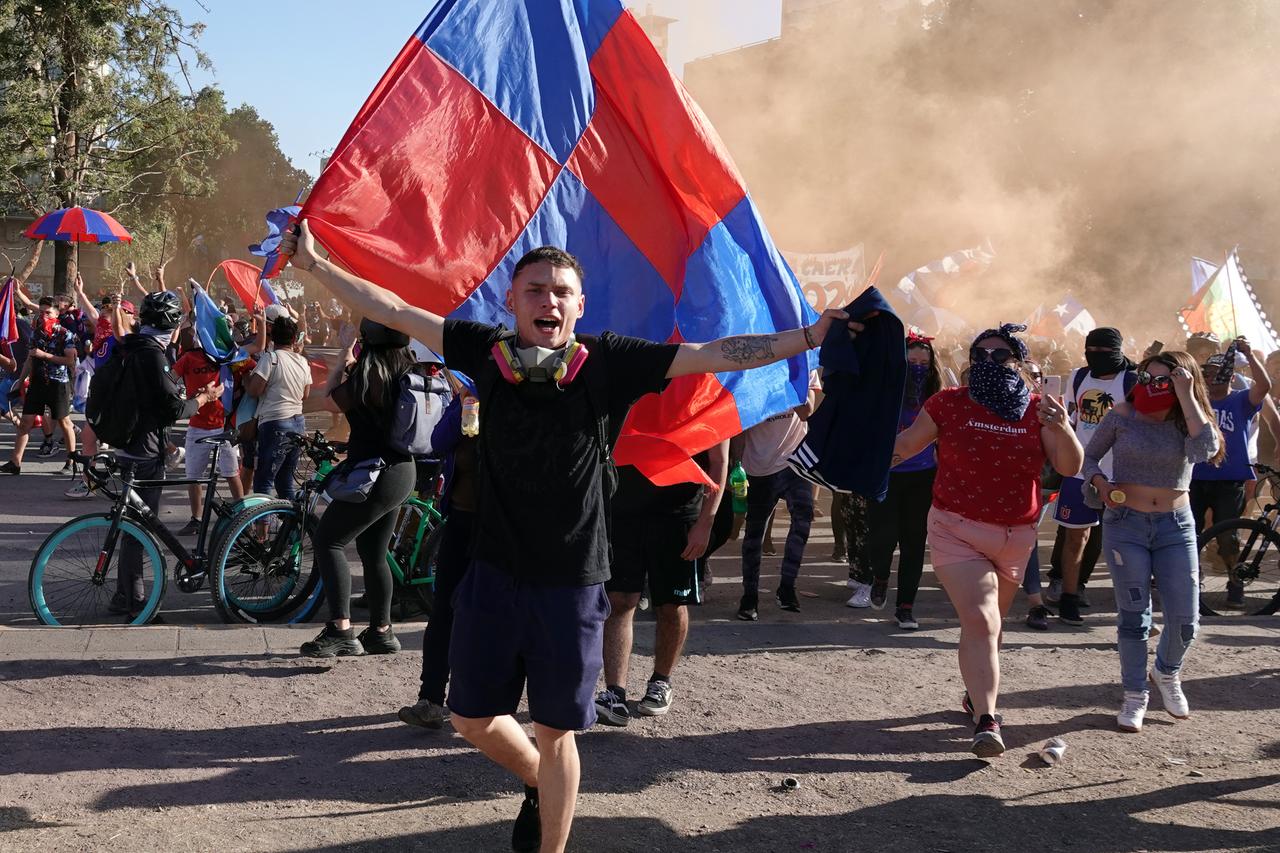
719,335,777,365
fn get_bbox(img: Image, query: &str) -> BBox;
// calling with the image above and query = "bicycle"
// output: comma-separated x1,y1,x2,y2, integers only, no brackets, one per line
209,432,447,623
1195,462,1280,616
28,433,276,627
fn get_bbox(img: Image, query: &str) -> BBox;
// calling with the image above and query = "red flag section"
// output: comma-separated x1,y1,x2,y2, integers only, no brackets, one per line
210,259,268,312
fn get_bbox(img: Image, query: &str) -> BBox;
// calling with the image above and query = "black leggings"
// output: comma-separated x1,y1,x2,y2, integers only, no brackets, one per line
860,467,935,607
314,459,416,627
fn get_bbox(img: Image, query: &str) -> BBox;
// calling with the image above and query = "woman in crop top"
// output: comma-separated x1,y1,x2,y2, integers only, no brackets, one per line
1081,350,1222,734
893,324,1083,759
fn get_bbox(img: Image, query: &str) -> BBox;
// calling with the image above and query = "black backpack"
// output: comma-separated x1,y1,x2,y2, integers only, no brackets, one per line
85,345,142,448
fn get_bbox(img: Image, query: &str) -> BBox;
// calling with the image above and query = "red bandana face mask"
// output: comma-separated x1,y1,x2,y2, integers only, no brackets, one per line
1131,383,1175,414
39,315,57,336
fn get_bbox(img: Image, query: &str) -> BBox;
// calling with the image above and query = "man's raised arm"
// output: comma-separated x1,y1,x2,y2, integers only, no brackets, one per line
666,309,865,379
281,220,446,354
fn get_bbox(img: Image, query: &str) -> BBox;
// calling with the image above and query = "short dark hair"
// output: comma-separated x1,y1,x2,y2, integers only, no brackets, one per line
270,316,299,346
512,246,584,285
38,295,56,308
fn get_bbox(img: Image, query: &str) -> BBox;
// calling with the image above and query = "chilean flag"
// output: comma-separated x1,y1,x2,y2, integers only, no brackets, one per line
297,0,817,485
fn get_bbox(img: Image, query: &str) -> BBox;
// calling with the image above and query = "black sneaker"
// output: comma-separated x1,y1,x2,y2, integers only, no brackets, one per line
870,579,889,610
737,593,758,621
894,605,919,630
1226,582,1246,608
776,584,800,612
594,688,630,727
636,678,673,717
357,626,401,655
512,786,540,852
0,461,19,475
107,591,142,615
300,625,365,658
972,714,1005,758
1077,586,1091,609
36,439,54,458
177,517,200,536
1058,593,1085,626
1025,605,1051,631
398,698,447,730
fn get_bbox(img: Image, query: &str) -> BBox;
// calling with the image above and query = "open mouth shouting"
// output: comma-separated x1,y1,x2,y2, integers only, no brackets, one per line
533,316,561,337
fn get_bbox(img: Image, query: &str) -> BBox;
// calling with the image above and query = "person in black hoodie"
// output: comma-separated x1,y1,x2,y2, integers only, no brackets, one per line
111,291,223,617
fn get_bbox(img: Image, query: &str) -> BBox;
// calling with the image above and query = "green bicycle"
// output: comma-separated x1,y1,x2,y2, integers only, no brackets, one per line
209,431,446,623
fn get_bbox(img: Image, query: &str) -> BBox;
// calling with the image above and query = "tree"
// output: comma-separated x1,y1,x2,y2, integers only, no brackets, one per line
171,104,312,280
0,0,230,292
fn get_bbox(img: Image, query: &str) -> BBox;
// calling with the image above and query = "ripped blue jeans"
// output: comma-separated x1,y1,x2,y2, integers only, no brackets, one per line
1101,506,1200,693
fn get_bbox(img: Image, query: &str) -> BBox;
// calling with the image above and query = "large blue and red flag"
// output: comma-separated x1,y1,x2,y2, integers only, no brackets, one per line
297,0,817,485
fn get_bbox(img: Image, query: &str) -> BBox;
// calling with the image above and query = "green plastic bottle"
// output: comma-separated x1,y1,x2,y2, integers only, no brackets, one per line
729,462,749,514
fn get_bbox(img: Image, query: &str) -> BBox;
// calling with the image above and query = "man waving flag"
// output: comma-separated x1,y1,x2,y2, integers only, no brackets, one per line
288,0,818,486
278,4,867,850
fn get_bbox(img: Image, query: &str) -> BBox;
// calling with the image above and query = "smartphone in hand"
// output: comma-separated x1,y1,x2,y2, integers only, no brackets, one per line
1042,374,1063,399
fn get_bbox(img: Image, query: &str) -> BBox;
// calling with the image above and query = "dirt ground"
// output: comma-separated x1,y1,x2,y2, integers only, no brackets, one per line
2,524,1279,853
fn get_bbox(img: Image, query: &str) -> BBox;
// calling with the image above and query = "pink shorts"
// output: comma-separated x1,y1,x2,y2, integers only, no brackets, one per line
927,507,1038,584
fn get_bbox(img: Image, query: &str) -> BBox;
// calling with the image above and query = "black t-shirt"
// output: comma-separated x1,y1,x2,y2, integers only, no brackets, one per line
612,452,708,522
443,319,680,586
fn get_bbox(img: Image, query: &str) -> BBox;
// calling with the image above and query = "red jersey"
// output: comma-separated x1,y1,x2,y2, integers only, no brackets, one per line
174,352,256,430
923,388,1046,526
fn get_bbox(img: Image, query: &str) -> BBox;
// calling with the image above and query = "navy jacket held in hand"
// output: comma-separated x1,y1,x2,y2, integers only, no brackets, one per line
787,286,906,501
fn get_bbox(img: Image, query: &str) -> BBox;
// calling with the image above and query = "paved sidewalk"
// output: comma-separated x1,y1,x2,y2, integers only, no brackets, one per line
2,616,1277,661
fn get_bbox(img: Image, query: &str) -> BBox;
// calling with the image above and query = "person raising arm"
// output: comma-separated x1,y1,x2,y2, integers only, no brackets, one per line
280,220,862,379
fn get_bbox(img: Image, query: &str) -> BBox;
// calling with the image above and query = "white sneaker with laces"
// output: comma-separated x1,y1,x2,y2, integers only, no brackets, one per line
1117,690,1149,733
64,478,92,498
635,679,673,716
1149,669,1190,719
846,581,872,609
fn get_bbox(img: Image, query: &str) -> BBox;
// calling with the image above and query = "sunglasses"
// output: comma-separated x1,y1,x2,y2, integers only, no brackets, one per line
1136,372,1173,391
970,346,1019,365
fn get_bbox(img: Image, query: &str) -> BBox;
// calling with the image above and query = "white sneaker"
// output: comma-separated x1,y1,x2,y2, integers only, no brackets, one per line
1149,669,1190,719
1117,690,1149,732
64,478,92,498
846,581,872,608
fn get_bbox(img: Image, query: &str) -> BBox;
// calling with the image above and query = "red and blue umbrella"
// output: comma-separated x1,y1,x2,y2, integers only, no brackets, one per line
23,206,133,243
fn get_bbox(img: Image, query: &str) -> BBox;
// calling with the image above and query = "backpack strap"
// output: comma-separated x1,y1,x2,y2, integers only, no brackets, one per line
1071,366,1087,401
1122,369,1139,397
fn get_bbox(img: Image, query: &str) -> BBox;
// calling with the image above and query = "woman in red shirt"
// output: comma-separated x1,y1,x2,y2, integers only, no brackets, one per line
894,324,1083,758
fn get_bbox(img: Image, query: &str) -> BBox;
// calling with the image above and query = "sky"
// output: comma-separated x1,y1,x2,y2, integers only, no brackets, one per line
175,1,781,177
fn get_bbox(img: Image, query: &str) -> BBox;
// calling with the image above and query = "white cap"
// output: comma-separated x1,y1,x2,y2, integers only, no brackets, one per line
265,304,289,322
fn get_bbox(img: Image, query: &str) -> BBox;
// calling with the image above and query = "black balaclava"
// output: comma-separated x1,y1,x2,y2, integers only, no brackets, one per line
1084,327,1133,377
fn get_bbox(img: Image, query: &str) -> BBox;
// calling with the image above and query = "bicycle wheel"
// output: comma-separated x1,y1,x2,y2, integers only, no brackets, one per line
209,500,324,623
29,514,166,627
402,516,446,618
1197,518,1280,616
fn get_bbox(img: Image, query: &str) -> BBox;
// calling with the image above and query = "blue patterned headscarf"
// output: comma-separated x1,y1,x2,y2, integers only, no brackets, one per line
968,323,1031,421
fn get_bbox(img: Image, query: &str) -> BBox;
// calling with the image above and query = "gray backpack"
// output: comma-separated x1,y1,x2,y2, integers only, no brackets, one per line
389,370,452,457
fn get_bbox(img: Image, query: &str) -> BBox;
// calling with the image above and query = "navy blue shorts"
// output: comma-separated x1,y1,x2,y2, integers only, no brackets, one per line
447,560,609,732
1053,476,1101,528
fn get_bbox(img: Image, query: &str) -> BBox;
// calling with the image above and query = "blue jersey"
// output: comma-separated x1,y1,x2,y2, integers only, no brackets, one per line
1194,389,1261,482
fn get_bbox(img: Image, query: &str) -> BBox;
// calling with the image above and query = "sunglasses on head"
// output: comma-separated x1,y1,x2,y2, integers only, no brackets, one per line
970,346,1019,365
1136,371,1173,391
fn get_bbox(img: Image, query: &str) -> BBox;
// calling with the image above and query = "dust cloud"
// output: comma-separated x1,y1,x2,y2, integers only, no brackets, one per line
682,0,1280,345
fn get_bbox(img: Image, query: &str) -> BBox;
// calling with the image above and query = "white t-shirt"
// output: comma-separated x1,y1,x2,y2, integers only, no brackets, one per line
1069,367,1131,479
252,348,310,424
741,370,823,477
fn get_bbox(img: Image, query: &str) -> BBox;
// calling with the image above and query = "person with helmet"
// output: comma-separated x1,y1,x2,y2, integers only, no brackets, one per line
107,290,223,617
